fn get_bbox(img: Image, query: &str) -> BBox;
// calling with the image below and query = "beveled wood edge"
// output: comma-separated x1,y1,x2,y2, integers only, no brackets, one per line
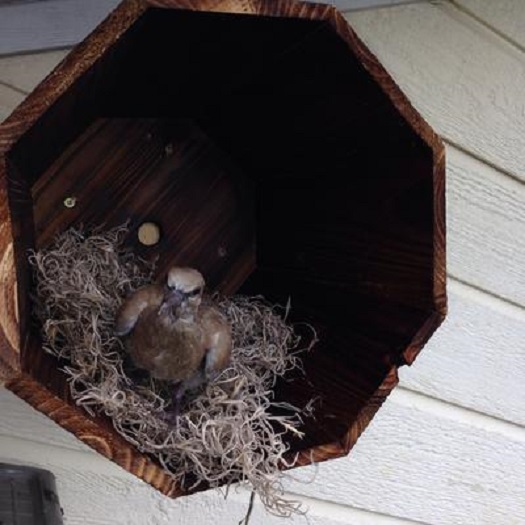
0,159,20,381
290,367,398,468
402,147,446,365
0,351,18,384
5,372,183,498
341,366,398,453
432,144,447,318
402,310,443,365
293,441,347,468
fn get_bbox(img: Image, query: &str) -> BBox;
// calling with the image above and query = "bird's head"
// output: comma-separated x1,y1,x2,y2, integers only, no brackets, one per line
163,267,205,316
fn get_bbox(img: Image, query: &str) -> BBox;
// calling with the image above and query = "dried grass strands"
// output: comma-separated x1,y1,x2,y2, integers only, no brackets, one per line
29,224,316,517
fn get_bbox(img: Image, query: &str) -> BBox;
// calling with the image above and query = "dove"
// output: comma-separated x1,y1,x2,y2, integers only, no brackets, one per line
115,267,231,417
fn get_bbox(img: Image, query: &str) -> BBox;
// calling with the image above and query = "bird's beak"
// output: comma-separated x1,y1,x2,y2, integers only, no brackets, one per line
164,288,185,308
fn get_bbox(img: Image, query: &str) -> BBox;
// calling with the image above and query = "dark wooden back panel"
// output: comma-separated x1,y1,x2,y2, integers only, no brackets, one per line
32,117,255,291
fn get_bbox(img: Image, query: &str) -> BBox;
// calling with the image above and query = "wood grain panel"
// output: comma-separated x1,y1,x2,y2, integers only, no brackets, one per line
32,117,255,292
447,146,525,306
339,366,398,454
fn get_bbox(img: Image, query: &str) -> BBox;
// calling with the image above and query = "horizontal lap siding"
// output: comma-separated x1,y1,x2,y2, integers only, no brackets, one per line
347,2,525,183
456,0,525,49
0,84,24,122
0,0,119,55
1,1,525,524
0,51,67,92
446,146,525,306
1,390,524,524
400,280,525,426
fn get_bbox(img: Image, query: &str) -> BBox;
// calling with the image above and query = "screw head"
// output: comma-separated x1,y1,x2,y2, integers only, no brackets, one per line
164,143,174,157
63,197,76,208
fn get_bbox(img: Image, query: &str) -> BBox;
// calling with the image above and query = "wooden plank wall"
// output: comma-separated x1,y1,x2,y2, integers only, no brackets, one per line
0,1,524,523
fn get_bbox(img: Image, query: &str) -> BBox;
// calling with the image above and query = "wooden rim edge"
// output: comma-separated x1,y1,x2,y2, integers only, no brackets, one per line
5,373,184,497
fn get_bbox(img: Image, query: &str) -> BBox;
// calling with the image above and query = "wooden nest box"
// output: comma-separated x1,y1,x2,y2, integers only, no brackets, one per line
0,0,446,497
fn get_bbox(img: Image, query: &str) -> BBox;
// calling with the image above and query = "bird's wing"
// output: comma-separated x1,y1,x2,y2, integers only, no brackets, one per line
200,307,232,378
114,284,164,336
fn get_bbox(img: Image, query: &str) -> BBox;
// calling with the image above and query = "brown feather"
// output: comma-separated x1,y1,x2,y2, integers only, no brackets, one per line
114,284,164,336
115,268,231,384
127,307,207,381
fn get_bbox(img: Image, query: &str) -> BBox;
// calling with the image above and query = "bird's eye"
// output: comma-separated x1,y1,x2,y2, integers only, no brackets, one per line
186,287,202,297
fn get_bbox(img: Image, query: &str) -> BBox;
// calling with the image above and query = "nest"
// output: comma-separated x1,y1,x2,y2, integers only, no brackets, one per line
29,224,316,516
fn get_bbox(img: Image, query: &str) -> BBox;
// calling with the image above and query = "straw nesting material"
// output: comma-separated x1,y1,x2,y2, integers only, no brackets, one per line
29,224,316,516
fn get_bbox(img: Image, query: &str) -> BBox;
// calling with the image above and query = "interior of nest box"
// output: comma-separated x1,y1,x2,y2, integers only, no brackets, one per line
6,9,435,455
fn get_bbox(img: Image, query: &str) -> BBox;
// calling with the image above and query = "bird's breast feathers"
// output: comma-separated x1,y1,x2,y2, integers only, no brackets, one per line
127,308,206,381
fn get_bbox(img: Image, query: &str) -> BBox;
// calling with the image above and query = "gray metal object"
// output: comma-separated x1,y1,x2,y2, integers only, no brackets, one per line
0,463,63,525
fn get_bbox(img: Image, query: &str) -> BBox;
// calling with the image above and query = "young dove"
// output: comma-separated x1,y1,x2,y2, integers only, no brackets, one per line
115,267,231,417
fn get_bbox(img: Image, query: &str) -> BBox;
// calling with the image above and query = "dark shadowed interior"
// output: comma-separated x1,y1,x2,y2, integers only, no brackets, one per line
6,9,435,461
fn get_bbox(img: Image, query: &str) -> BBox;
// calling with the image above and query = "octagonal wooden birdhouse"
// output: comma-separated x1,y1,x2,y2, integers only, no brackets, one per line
0,0,446,497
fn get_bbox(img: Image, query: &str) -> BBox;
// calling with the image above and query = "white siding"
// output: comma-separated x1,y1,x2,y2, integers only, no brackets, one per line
0,50,67,92
401,280,525,426
447,145,525,306
455,0,525,48
1,1,524,523
0,83,24,122
0,0,119,55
